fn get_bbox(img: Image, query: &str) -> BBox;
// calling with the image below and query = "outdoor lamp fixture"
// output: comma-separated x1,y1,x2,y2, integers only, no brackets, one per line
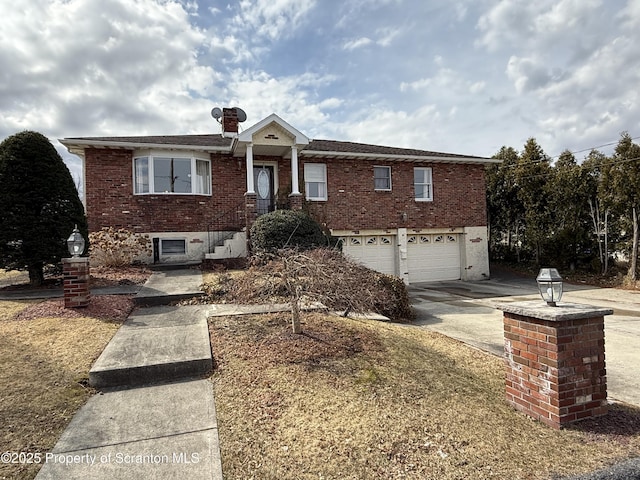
536,268,563,307
66,225,85,257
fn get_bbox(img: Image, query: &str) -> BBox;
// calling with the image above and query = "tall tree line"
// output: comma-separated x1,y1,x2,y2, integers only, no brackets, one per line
486,133,640,280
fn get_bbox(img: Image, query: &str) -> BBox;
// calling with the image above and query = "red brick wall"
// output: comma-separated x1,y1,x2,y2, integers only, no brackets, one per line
84,148,487,233
504,312,607,429
302,159,487,230
63,258,90,308
84,149,246,232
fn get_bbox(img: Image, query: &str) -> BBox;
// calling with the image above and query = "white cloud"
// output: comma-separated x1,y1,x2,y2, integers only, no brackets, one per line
0,0,215,139
375,27,400,47
469,81,486,94
232,0,316,41
343,37,373,50
476,0,603,55
506,56,554,93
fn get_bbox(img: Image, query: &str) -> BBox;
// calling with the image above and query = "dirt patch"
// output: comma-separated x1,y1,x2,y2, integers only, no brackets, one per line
13,295,135,322
212,313,383,368
0,265,151,291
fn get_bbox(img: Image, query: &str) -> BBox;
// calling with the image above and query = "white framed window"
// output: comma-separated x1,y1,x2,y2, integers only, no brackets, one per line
160,239,186,255
374,166,391,191
133,154,211,195
304,163,327,201
414,167,433,201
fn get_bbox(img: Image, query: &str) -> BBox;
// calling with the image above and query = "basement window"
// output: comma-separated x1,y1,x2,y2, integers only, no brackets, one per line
160,239,186,255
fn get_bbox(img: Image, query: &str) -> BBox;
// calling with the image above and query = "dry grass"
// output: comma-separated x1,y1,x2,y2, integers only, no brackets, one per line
209,313,640,480
0,300,126,480
0,269,28,288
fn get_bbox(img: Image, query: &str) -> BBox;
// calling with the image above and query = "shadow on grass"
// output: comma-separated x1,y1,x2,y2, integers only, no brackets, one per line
566,403,640,439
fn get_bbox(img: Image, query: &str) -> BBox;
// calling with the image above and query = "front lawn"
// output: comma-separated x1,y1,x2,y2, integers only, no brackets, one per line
209,312,640,480
0,296,134,480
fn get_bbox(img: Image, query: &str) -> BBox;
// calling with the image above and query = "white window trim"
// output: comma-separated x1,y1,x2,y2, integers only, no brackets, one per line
414,167,433,202
373,165,392,191
160,238,187,256
304,163,328,201
132,151,212,196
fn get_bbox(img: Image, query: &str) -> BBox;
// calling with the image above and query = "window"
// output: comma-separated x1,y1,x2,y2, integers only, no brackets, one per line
414,167,433,201
374,166,391,191
161,239,186,255
304,163,327,201
133,155,211,195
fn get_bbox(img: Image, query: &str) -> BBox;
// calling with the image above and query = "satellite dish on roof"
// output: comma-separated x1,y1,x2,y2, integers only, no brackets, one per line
234,107,247,122
211,107,222,120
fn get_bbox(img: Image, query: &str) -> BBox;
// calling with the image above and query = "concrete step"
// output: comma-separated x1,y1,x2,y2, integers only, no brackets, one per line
149,261,202,271
135,269,204,306
89,305,213,388
35,379,222,480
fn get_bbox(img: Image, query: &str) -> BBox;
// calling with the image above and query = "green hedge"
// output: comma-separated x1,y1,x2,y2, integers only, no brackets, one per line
250,210,332,251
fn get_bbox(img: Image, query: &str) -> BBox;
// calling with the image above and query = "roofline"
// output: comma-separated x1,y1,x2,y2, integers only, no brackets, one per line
58,138,232,155
300,149,500,164
238,113,310,145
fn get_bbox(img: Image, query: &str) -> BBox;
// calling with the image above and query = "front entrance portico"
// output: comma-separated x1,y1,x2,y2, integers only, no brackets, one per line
235,114,309,225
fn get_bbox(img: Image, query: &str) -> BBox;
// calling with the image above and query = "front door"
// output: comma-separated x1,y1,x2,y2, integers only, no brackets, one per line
253,165,275,215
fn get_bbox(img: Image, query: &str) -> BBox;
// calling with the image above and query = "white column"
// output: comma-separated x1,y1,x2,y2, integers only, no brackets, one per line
245,143,255,194
397,228,409,285
290,145,301,195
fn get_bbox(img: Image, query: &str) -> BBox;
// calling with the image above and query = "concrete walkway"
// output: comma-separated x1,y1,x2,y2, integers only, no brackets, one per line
35,269,223,480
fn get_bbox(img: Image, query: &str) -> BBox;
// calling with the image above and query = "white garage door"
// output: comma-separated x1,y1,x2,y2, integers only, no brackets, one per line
407,234,460,283
341,235,396,276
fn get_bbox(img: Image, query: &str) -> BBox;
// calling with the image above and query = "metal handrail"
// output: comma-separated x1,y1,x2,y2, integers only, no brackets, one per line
207,202,245,254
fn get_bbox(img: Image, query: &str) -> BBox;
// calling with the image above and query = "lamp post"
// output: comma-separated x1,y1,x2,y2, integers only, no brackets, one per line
63,224,90,308
536,268,563,307
66,224,85,257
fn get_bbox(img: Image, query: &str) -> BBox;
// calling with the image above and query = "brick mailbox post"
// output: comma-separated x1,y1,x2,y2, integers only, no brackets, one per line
496,300,613,429
63,225,89,308
63,257,90,308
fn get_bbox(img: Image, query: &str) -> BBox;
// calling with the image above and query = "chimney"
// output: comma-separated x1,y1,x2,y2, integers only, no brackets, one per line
222,107,239,136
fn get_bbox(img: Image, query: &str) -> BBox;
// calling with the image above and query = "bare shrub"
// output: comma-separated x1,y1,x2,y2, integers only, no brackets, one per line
89,227,151,267
221,248,414,332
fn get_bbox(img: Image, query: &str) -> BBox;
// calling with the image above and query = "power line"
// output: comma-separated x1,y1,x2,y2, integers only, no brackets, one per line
503,155,640,182
496,134,640,169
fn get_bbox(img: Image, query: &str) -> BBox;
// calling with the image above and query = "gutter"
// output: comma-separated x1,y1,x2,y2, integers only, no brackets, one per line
300,150,501,164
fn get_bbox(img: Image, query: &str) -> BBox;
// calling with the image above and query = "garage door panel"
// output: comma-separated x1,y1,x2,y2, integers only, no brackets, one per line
342,235,396,276
407,234,460,283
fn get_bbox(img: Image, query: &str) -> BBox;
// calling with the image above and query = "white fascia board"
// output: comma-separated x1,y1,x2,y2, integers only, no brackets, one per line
58,138,232,154
237,113,310,145
300,150,501,164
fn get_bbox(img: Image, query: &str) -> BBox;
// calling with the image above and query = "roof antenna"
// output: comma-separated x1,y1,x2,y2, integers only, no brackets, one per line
211,107,222,123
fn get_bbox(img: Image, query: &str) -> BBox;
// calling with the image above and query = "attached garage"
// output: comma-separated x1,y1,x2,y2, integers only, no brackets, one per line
407,233,461,283
341,235,396,276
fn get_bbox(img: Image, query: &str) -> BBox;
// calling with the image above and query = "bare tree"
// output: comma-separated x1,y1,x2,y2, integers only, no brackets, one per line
230,248,412,333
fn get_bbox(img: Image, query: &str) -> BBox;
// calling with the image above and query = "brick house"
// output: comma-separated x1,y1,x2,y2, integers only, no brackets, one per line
60,109,498,284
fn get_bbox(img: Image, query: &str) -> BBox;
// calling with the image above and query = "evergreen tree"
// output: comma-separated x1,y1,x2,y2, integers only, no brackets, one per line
607,133,640,281
0,131,87,286
547,150,594,270
486,146,523,261
515,138,552,265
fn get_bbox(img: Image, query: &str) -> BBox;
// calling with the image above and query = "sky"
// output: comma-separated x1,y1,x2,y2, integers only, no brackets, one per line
1,0,639,185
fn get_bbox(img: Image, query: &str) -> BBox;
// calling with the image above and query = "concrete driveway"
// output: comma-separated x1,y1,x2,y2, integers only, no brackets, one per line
408,268,640,407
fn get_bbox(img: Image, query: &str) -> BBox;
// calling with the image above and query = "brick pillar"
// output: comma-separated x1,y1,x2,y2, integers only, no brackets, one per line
497,300,612,429
245,193,257,253
288,193,304,210
63,257,90,308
